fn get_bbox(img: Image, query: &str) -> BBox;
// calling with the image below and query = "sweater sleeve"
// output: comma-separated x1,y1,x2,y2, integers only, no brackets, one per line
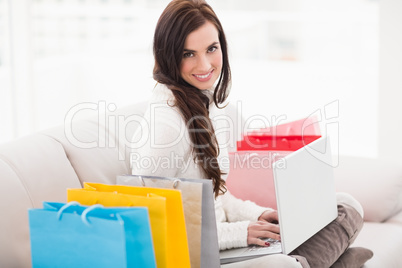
215,191,273,250
221,190,272,222
217,221,250,250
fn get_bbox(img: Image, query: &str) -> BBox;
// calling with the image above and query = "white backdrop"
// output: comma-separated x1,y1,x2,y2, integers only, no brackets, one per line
0,0,380,158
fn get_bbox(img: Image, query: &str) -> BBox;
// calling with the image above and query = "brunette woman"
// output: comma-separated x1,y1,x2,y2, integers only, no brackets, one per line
131,0,373,267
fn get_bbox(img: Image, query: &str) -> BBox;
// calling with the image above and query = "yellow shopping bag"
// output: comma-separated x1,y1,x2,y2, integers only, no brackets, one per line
68,182,191,268
67,184,167,268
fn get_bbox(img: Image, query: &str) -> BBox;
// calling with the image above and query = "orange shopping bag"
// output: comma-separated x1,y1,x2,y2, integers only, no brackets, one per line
68,182,191,268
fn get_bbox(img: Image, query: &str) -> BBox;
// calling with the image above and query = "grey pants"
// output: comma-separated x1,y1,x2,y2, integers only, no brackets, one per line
222,196,364,268
290,203,364,268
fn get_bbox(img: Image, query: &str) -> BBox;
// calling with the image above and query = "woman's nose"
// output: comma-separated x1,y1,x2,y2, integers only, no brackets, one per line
197,55,211,72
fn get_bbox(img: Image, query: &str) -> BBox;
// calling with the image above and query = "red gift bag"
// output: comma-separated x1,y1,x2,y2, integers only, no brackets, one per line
227,117,321,209
237,116,321,151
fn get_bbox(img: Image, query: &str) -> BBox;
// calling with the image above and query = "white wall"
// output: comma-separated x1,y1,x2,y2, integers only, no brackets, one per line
0,0,383,160
221,2,378,158
378,0,402,159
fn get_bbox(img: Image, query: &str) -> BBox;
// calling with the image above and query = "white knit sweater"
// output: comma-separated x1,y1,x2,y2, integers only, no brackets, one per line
131,83,269,250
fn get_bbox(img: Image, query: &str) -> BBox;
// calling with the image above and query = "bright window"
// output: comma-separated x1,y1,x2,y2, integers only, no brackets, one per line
0,0,14,142
0,0,379,158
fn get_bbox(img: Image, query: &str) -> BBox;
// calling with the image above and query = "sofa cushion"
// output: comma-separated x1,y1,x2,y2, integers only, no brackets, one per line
0,134,82,268
44,120,129,185
387,209,402,225
43,103,147,185
0,134,82,207
334,156,402,222
0,159,32,268
352,222,402,268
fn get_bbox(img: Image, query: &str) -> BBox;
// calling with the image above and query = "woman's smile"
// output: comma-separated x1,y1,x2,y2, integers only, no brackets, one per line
193,69,214,82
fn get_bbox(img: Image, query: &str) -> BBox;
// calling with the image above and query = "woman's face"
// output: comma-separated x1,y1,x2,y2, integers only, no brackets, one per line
180,21,223,90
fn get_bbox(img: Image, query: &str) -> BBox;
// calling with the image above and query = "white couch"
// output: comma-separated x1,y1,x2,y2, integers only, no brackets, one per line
1,103,401,268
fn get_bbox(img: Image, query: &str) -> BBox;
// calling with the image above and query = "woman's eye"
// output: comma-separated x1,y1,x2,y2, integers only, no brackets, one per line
183,52,193,58
208,46,217,53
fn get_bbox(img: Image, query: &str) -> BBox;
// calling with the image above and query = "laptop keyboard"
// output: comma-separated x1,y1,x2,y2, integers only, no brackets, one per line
246,238,282,252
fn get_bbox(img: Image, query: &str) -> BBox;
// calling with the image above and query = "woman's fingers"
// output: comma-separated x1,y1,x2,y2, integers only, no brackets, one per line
247,221,281,246
258,210,279,224
253,220,280,235
247,237,269,247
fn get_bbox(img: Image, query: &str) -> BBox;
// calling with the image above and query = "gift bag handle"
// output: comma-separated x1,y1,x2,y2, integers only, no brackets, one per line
172,179,180,189
138,175,181,189
57,201,104,226
57,201,80,220
81,204,104,226
139,176,146,186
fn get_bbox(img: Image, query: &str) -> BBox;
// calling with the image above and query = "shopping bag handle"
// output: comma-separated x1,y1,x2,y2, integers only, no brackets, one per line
57,201,80,220
172,179,180,189
138,175,181,189
81,204,104,226
57,201,104,226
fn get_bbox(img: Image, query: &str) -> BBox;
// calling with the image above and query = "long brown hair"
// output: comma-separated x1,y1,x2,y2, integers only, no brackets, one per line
153,0,231,197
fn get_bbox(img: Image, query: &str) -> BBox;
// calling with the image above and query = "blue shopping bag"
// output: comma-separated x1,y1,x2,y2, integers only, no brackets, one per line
28,202,156,268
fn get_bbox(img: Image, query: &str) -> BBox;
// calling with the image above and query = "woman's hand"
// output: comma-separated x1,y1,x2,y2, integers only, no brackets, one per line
258,210,279,224
247,210,281,247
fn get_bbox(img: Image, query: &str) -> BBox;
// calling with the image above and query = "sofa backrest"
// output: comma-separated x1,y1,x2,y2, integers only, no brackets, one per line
0,134,82,268
0,100,254,267
0,101,148,267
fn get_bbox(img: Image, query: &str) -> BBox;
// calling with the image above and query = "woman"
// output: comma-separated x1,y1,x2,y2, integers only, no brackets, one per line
131,0,373,267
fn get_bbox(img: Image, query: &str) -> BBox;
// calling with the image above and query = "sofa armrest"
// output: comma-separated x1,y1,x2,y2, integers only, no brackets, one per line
0,134,83,267
386,209,402,225
334,155,402,222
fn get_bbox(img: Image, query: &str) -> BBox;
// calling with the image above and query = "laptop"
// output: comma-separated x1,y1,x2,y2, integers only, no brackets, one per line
220,136,338,264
